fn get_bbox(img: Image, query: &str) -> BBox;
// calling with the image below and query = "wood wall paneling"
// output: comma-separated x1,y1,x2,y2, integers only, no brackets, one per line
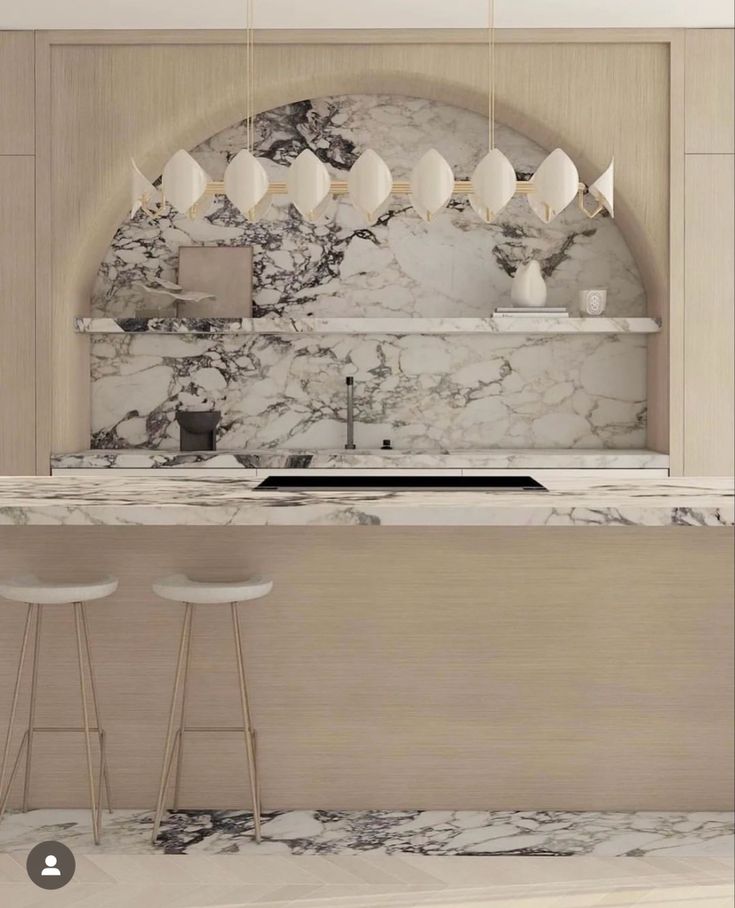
685,29,735,154
684,154,735,475
0,157,36,475
36,36,670,458
42,28,682,46
26,29,735,474
667,32,687,473
0,32,35,155
0,526,732,810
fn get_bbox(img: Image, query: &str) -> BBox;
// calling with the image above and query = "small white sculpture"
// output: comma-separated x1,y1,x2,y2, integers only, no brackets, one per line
134,278,215,317
510,260,547,308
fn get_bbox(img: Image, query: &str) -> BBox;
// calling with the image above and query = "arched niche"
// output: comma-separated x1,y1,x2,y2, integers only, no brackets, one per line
93,85,646,320
84,71,655,318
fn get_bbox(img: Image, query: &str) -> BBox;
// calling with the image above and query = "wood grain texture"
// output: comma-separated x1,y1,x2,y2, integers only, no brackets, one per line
685,29,735,154
33,35,53,475
42,28,681,46
0,157,36,475
0,32,34,155
36,36,670,458
684,154,735,476
667,33,687,473
0,526,732,810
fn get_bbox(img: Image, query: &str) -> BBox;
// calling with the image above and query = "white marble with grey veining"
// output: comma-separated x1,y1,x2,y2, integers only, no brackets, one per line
75,316,661,335
51,448,670,471
89,94,650,453
90,332,648,450
0,808,731,857
0,477,730,527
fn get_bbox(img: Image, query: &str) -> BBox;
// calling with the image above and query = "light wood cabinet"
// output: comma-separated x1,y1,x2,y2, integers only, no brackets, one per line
0,157,36,474
684,154,735,475
685,29,735,154
0,32,35,155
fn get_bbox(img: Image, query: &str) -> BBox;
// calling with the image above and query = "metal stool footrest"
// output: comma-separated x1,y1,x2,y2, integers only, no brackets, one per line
151,600,263,845
0,603,113,845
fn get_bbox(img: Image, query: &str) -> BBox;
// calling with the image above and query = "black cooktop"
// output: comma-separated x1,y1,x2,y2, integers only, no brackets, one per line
255,475,547,492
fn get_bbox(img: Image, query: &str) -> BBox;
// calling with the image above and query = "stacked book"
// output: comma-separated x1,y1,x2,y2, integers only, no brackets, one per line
494,307,569,317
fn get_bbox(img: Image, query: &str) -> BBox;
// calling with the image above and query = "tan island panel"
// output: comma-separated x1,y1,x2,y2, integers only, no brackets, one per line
0,525,731,811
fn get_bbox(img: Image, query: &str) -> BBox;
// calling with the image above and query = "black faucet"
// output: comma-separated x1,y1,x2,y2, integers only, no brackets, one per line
345,377,356,450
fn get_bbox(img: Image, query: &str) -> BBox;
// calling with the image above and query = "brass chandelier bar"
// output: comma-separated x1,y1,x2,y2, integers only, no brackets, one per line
201,180,588,197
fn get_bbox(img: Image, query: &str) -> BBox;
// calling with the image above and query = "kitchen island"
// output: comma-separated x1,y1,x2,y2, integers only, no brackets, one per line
0,476,732,813
0,475,731,526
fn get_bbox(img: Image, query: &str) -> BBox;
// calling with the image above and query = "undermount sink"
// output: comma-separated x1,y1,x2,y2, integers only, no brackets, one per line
255,475,548,492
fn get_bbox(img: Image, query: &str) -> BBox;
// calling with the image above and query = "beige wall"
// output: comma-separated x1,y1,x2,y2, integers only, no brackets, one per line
35,30,671,468
0,526,732,810
0,33,36,475
0,29,733,474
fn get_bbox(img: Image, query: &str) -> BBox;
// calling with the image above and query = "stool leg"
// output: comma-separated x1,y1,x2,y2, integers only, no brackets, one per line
230,602,262,844
80,606,113,817
151,602,192,844
22,605,42,814
173,605,194,811
0,604,34,822
74,602,100,845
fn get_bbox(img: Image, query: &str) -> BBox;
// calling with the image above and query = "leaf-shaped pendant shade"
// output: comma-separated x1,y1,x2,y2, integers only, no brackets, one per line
528,148,579,224
410,149,454,222
162,150,210,214
224,150,272,221
130,159,162,218
286,149,332,222
469,149,517,223
347,149,393,224
589,158,614,217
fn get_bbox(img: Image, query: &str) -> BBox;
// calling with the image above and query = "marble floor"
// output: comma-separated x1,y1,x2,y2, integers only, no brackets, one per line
0,808,732,857
0,811,733,908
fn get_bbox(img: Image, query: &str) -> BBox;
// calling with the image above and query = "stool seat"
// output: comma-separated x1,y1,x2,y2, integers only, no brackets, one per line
0,575,119,606
152,574,273,605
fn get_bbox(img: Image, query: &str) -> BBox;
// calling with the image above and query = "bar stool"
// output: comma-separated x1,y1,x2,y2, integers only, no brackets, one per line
150,574,273,844
0,574,118,845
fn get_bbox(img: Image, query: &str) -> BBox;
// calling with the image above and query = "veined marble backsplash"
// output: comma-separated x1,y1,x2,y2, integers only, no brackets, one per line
91,94,647,451
92,333,646,450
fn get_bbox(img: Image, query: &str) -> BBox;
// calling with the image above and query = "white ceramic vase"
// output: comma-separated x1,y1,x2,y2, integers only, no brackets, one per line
511,260,547,307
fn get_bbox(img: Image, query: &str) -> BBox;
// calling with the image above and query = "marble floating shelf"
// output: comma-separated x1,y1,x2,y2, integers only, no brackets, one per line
74,316,662,336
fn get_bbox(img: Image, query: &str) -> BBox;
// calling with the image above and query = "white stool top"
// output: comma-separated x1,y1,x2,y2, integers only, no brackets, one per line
152,574,273,605
0,574,119,606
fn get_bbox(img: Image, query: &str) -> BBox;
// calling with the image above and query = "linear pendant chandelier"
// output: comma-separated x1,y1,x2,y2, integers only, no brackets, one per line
131,0,614,225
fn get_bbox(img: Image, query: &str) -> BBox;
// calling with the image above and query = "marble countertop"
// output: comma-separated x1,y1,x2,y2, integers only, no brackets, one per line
52,449,671,471
0,476,731,527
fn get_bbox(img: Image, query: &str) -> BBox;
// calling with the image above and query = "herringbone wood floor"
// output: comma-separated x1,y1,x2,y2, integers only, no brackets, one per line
0,853,732,907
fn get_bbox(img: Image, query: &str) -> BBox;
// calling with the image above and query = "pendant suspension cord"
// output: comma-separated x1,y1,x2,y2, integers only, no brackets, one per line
488,0,496,150
244,0,252,152
249,0,255,153
245,0,252,152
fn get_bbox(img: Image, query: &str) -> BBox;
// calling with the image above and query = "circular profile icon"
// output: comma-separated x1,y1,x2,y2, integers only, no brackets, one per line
26,841,76,890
